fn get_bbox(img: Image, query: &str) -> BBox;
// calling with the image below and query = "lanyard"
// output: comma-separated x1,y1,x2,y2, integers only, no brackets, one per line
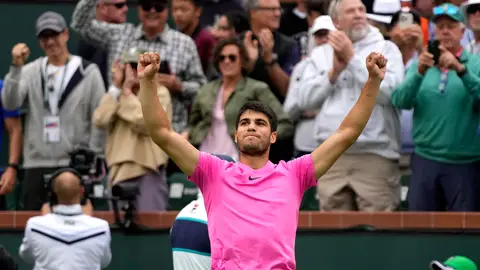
437,49,464,94
43,56,70,115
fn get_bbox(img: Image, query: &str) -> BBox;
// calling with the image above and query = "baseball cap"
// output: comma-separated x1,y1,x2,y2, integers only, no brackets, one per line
363,0,401,24
461,0,480,16
390,9,421,27
36,11,67,36
310,16,336,35
121,47,146,64
430,256,478,270
432,3,465,23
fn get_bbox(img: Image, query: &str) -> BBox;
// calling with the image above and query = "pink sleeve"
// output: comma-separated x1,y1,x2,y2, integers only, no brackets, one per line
287,154,317,193
188,152,225,193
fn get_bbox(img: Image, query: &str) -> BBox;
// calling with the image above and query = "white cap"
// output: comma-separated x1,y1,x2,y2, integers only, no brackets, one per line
310,16,336,35
462,0,480,17
366,0,401,24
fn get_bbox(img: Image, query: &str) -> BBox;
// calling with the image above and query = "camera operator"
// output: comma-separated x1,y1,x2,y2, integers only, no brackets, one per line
93,47,172,211
19,169,111,270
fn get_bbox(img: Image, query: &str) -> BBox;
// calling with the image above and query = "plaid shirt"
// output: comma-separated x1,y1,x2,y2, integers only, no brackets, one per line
71,0,207,132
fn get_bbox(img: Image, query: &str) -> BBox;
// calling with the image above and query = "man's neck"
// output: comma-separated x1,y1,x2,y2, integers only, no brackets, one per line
239,153,269,170
143,25,165,40
222,75,242,89
251,22,266,36
184,20,200,37
296,2,306,13
48,52,70,66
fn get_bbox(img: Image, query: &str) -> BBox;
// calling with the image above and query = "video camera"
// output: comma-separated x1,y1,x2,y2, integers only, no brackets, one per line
45,148,105,206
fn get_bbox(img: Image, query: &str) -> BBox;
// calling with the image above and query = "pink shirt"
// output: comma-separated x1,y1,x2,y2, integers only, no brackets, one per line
189,152,317,270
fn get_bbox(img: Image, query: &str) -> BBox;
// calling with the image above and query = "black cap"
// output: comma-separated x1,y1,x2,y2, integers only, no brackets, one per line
390,9,421,28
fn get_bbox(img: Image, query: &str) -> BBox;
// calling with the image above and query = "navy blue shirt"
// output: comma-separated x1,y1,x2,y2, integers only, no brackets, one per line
0,80,21,172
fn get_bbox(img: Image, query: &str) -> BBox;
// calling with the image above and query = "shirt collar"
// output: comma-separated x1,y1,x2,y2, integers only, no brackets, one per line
133,24,170,44
52,204,83,216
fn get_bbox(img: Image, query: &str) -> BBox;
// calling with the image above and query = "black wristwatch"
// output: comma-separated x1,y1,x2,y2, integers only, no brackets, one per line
8,163,19,173
457,65,467,77
265,54,278,66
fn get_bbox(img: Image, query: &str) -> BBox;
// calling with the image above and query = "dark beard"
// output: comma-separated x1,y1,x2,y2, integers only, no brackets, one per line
239,144,269,157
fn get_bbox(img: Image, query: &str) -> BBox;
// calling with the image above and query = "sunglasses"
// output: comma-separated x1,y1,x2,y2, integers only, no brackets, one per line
433,5,459,17
140,2,166,12
107,2,127,9
38,30,61,39
467,4,480,14
219,54,237,62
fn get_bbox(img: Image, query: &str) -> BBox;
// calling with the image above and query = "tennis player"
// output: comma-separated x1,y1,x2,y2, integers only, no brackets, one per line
138,51,387,270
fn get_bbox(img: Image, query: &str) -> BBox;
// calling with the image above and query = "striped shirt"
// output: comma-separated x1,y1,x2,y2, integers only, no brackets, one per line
170,198,210,270
71,0,207,133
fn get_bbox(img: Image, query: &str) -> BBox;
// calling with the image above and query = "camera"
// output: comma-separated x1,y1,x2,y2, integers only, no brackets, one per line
45,148,105,205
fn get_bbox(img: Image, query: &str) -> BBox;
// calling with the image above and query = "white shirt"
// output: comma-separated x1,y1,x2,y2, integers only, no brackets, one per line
42,56,81,115
170,198,210,270
19,204,111,270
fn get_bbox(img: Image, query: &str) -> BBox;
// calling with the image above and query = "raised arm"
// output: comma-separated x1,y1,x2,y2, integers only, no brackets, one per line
137,52,199,176
311,52,387,179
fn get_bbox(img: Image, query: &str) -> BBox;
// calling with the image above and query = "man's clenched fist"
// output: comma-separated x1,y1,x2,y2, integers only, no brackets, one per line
366,52,387,80
138,52,160,81
12,43,30,67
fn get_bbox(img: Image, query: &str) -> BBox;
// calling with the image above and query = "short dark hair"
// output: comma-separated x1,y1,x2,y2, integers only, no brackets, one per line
306,0,330,15
0,246,17,270
235,101,278,132
212,38,250,76
224,11,250,34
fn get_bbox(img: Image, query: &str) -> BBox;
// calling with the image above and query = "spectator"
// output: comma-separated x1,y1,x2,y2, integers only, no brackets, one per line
93,47,172,211
77,0,128,89
19,169,111,270
297,0,331,58
284,16,333,165
199,0,244,28
188,38,293,161
295,0,404,211
210,11,250,42
391,3,480,211
172,0,216,76
0,245,16,270
2,12,105,211
243,0,300,163
428,0,475,48
389,9,423,156
71,0,207,135
0,80,22,210
279,0,310,37
462,0,480,54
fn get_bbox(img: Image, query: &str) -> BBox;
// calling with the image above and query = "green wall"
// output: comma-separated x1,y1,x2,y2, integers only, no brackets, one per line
1,229,480,270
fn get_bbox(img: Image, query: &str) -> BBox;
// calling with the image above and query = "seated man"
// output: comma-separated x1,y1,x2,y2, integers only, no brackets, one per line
20,169,111,270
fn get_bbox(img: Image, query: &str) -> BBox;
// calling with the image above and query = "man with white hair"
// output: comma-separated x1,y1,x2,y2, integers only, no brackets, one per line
293,0,404,211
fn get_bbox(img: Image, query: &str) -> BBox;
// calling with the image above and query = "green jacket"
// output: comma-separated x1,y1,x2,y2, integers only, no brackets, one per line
391,51,480,164
188,77,293,146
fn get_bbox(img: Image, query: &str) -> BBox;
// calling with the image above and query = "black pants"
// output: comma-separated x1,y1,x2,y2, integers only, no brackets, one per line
408,154,480,211
22,167,64,210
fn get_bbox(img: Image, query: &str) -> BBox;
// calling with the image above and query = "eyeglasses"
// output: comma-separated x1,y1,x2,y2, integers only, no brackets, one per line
467,4,480,14
106,2,127,9
219,54,237,62
433,5,459,17
140,2,166,12
38,30,61,39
